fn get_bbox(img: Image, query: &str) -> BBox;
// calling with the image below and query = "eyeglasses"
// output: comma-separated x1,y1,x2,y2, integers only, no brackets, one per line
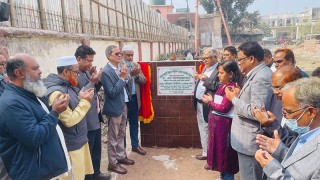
202,56,213,61
237,56,250,62
272,85,284,91
282,106,308,116
274,60,284,64
223,54,230,57
125,54,134,57
113,52,123,56
68,69,79,76
0,62,6,68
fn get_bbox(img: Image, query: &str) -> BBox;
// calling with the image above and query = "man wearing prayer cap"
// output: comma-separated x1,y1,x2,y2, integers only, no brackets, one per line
193,47,220,161
44,56,95,180
0,53,70,179
121,45,147,155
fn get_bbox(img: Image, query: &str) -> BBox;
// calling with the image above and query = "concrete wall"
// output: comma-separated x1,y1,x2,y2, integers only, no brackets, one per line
0,27,186,77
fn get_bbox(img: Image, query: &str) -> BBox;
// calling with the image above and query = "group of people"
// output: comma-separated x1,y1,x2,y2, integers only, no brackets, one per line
193,41,320,180
0,42,148,179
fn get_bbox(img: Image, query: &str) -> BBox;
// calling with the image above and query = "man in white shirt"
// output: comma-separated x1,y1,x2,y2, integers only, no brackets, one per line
193,48,220,160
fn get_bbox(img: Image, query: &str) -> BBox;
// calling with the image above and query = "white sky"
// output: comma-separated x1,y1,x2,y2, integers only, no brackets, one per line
143,0,320,16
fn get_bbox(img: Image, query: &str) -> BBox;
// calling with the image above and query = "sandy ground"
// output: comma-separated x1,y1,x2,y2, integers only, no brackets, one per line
100,125,239,180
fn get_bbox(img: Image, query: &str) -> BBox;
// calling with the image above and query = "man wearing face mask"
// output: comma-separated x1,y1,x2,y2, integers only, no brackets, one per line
255,77,320,179
44,56,95,180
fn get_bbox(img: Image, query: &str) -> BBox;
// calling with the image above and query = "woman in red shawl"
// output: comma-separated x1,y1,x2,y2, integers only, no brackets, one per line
202,60,241,180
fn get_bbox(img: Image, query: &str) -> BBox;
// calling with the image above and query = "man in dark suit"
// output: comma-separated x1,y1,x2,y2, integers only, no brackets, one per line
225,41,274,180
193,48,220,160
101,45,134,175
74,45,110,180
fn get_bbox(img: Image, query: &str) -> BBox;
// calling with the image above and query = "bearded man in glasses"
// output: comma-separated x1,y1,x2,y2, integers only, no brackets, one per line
44,56,95,180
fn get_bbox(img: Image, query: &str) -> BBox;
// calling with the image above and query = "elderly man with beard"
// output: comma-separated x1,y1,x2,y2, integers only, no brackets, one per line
0,53,70,179
44,56,95,180
121,45,147,155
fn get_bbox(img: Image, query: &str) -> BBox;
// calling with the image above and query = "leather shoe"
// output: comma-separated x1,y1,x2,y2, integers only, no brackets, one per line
108,163,127,174
92,173,111,180
117,157,135,165
196,155,207,160
132,146,146,155
204,164,211,170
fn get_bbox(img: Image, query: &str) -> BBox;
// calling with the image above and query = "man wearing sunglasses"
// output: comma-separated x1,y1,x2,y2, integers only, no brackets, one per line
273,48,308,77
101,45,134,175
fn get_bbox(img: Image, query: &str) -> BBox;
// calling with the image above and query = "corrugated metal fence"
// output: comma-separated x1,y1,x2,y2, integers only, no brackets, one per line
1,0,188,43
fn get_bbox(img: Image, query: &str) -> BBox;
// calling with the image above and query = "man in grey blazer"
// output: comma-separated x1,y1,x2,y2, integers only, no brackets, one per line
101,45,134,175
121,45,147,155
255,77,320,179
193,48,220,160
226,41,274,180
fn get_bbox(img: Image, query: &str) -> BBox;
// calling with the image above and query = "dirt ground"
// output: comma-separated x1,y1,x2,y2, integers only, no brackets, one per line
100,125,238,180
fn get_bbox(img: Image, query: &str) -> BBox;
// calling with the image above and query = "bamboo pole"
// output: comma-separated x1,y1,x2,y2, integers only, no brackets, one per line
61,0,69,32
79,0,85,33
97,0,102,35
195,0,199,56
37,0,47,29
90,0,94,34
216,0,232,45
105,0,111,36
9,0,16,27
124,0,131,37
120,0,126,37
114,0,119,37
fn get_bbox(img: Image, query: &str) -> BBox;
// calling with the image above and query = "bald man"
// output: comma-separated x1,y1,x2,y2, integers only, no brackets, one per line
253,66,302,148
0,54,69,179
272,66,302,101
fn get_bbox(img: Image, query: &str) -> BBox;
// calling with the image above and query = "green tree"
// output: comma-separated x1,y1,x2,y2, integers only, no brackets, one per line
258,22,272,37
199,0,257,35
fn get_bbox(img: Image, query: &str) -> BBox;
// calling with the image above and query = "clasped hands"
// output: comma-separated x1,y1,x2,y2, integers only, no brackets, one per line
255,130,281,168
194,72,207,81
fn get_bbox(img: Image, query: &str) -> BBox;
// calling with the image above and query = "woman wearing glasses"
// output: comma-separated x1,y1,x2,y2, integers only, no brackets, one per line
255,77,320,179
